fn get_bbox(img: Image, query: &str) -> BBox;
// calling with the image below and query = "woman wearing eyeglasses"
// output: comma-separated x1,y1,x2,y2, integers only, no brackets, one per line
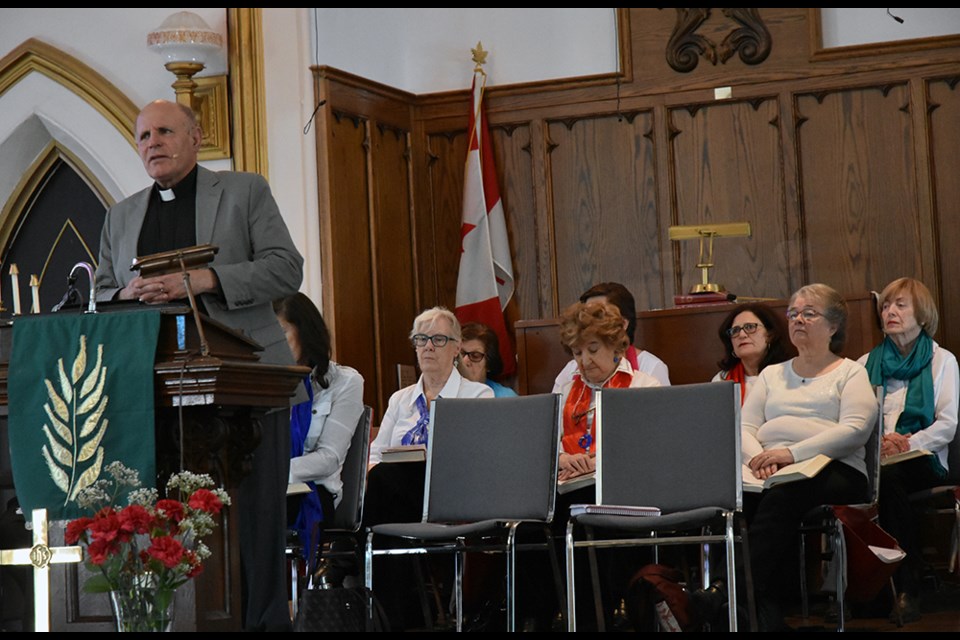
713,303,795,403
363,307,493,629
740,284,877,631
457,322,518,397
369,307,493,466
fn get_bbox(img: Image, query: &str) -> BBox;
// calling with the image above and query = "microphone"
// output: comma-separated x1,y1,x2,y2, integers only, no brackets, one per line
51,273,80,312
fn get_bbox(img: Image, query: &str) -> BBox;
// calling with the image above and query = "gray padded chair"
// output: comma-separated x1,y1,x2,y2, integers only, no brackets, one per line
289,405,372,618
564,382,751,632
364,393,561,632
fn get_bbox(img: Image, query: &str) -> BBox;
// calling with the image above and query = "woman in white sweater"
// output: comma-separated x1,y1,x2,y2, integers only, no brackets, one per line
741,283,877,631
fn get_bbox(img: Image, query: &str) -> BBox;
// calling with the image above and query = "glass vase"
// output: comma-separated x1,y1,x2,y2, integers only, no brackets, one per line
109,573,176,632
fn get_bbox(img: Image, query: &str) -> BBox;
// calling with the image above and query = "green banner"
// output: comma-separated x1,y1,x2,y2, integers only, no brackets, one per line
8,310,161,520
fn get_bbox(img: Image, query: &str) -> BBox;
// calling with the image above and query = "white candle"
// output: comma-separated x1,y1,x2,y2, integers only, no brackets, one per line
30,275,40,314
9,264,20,315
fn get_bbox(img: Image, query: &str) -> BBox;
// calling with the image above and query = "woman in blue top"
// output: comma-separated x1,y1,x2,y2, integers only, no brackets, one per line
458,322,518,397
274,293,364,569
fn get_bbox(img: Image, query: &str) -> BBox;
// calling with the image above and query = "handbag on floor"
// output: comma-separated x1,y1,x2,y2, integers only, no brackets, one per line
293,586,390,632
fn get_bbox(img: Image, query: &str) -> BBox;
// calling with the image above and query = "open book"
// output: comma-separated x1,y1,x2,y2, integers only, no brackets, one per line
742,453,831,493
558,471,596,495
880,448,932,467
570,503,660,517
380,444,426,463
287,482,312,496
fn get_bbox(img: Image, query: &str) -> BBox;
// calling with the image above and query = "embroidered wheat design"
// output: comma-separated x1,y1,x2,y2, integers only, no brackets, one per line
41,335,109,504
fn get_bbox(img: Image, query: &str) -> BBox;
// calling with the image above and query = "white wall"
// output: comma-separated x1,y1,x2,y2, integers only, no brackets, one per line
310,8,619,93
821,8,960,48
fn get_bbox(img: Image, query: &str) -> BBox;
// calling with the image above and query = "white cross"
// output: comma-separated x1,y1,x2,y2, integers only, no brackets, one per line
0,508,83,632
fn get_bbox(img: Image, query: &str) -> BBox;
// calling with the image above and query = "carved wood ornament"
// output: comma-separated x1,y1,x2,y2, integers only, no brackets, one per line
665,8,772,73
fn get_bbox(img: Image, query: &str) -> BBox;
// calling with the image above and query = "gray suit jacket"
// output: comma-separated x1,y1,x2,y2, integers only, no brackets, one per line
95,166,304,366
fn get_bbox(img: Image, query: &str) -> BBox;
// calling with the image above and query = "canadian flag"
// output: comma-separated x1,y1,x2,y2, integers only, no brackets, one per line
455,70,516,376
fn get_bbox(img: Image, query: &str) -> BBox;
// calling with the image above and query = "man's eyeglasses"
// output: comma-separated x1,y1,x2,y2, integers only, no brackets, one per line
460,350,487,363
411,334,452,348
726,322,760,338
785,308,822,322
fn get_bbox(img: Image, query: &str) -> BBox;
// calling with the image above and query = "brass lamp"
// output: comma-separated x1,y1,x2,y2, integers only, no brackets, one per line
669,222,751,294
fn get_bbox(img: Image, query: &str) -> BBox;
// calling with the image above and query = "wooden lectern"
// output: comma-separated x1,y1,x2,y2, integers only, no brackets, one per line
0,302,308,631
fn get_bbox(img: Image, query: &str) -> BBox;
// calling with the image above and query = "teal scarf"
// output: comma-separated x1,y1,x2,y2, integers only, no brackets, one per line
865,331,945,477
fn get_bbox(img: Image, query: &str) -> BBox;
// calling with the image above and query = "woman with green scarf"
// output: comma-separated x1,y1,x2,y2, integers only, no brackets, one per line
860,277,959,624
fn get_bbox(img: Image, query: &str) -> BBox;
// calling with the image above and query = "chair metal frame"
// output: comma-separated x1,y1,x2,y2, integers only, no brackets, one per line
363,394,561,632
906,411,960,576
563,382,751,632
289,405,373,619
797,387,884,632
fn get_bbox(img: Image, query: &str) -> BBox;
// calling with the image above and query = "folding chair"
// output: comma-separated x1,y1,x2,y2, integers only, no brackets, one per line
289,405,372,619
564,382,751,632
906,419,960,577
797,388,884,631
364,394,561,632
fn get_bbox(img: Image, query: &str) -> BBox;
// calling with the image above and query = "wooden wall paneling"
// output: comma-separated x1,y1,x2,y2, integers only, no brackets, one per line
370,123,419,412
668,97,791,299
777,88,806,292
794,83,922,294
927,76,960,355
545,111,664,313
527,118,557,319
489,124,539,328
422,130,469,309
324,112,379,412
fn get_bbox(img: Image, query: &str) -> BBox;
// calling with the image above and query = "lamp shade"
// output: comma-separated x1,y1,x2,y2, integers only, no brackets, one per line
147,11,222,66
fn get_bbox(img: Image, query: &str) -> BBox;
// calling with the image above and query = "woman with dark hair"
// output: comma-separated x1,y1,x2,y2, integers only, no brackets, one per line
859,278,958,622
274,293,364,564
457,322,517,397
713,302,795,403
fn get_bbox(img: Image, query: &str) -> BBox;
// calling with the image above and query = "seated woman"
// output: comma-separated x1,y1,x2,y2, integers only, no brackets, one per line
741,284,877,631
458,322,518,397
363,307,493,630
713,302,795,403
525,300,660,630
859,278,958,623
274,293,364,566
552,282,670,391
557,300,660,482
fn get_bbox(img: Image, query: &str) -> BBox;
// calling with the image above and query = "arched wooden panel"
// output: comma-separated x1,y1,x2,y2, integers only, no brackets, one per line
669,97,790,298
545,112,663,313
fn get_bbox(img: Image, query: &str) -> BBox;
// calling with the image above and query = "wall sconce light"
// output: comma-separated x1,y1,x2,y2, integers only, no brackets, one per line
148,11,231,160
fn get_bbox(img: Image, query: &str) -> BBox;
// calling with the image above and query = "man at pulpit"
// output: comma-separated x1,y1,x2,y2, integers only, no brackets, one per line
94,99,303,631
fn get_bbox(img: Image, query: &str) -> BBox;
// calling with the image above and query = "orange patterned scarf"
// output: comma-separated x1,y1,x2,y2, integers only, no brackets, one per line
562,369,634,454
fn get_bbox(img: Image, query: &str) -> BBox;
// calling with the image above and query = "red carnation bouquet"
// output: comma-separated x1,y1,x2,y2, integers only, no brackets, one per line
66,461,231,631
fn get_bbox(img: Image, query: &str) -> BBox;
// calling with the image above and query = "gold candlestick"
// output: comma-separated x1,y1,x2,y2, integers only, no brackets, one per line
30,275,40,314
9,264,20,315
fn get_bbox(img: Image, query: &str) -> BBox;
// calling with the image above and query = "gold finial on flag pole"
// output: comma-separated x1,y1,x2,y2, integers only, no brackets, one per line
471,41,488,71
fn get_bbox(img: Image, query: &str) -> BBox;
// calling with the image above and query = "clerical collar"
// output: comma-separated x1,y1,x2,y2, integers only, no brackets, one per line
153,165,199,203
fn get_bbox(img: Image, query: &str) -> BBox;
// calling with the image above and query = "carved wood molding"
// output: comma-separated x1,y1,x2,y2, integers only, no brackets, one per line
665,8,771,73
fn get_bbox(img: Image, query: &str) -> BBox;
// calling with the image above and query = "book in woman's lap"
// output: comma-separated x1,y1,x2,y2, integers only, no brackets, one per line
742,453,831,493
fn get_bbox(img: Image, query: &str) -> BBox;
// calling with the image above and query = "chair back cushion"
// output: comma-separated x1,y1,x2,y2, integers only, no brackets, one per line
331,405,373,531
423,394,560,523
596,382,741,513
